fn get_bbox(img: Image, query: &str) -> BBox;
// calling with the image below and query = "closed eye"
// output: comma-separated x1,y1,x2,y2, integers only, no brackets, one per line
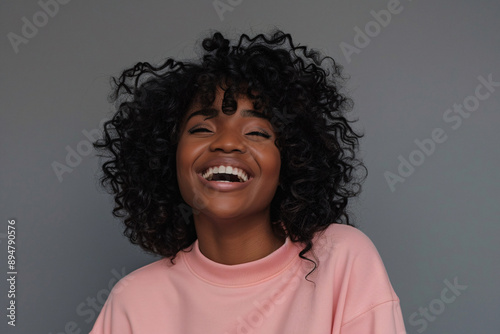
246,131,271,138
188,128,212,134
188,128,271,138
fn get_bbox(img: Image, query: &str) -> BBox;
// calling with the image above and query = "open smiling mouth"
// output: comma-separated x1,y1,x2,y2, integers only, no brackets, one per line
201,166,249,183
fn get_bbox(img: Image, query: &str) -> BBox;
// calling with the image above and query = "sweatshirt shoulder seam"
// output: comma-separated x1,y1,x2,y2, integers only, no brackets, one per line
341,299,400,327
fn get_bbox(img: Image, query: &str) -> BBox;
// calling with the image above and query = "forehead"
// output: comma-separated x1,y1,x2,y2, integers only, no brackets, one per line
184,107,269,123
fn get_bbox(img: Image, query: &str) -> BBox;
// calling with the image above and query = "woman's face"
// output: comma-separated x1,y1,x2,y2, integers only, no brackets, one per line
176,89,281,221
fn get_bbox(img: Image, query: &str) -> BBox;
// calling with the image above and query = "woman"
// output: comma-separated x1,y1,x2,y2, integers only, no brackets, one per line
91,30,406,333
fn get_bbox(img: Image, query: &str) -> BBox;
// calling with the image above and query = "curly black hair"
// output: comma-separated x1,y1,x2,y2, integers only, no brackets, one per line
94,30,366,278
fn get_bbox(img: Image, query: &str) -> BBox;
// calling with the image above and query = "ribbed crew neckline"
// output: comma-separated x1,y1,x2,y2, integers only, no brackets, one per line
181,237,301,287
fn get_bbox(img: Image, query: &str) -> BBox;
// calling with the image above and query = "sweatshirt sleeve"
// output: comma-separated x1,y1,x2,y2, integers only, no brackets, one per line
330,226,407,334
340,300,406,333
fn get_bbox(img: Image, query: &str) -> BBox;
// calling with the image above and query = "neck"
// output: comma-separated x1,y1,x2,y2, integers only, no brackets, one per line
193,212,285,265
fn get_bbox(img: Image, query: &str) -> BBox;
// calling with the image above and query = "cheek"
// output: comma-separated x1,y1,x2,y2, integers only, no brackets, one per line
175,142,196,201
256,146,281,183
176,137,200,172
270,146,282,172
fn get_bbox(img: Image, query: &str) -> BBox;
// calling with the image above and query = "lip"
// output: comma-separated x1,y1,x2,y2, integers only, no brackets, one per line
197,172,253,192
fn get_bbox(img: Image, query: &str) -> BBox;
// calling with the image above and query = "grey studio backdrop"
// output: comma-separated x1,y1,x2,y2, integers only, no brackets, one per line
1,0,499,333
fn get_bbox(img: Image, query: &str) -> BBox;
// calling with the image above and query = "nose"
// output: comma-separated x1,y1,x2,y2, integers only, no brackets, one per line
209,128,246,153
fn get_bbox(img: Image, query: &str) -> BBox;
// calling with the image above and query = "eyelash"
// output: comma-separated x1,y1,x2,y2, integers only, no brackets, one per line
188,128,271,139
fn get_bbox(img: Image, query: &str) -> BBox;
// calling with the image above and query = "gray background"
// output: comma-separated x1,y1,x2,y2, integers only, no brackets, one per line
1,0,499,333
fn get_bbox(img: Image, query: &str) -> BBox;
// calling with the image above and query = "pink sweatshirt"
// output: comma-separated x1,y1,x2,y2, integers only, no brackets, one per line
90,224,406,333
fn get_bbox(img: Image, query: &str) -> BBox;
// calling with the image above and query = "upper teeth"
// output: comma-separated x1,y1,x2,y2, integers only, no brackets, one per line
202,165,249,182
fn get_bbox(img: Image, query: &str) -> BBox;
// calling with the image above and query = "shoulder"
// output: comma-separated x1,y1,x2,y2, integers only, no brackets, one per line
109,258,174,298
314,225,405,330
312,224,395,290
313,223,379,258
319,223,369,241
90,258,181,333
318,223,399,291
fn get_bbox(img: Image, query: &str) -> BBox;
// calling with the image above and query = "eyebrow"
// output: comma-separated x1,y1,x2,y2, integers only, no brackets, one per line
185,108,269,122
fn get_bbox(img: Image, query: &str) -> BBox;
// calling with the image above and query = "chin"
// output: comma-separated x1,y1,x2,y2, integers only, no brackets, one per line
199,203,248,220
